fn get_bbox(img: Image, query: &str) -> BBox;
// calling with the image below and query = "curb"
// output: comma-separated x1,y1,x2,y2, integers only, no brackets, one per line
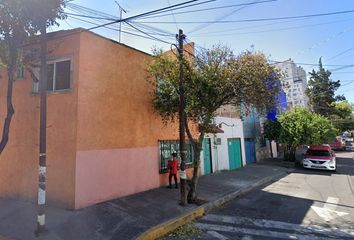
136,169,293,240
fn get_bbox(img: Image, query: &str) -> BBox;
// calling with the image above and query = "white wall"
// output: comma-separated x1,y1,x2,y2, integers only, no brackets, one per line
271,141,278,158
200,117,246,175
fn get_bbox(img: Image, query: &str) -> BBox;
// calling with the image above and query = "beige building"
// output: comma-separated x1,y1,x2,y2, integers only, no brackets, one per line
275,59,309,109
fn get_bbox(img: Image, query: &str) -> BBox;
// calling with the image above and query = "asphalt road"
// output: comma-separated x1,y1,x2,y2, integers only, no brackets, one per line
195,151,354,240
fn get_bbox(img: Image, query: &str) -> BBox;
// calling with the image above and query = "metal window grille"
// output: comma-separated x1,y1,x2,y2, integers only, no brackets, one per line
158,140,194,173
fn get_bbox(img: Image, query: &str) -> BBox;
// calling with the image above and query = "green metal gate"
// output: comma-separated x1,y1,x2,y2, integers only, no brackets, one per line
203,138,212,175
228,138,242,170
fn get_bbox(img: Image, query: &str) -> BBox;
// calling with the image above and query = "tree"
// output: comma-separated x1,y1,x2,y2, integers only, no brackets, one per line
306,58,345,117
0,0,66,154
264,120,281,158
330,101,354,131
264,120,281,142
148,46,281,203
277,108,338,161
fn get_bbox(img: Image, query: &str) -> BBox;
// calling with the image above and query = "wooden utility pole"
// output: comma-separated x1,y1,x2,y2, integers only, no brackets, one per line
35,20,48,237
177,29,187,206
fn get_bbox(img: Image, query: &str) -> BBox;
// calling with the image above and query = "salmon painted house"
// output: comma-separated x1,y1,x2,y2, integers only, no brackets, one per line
0,29,198,209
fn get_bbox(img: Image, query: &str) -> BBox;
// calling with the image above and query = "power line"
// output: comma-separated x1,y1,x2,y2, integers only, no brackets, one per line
189,18,354,37
67,2,117,19
269,60,354,67
36,0,203,45
87,0,201,31
124,22,173,45
66,3,177,39
326,45,354,62
166,0,179,32
138,0,277,20
136,0,217,19
63,12,117,21
67,15,168,42
188,0,271,34
136,9,354,24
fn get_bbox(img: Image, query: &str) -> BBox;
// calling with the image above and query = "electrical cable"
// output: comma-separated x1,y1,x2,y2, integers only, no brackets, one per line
137,0,217,19
66,15,170,43
136,9,354,24
190,18,354,37
138,0,277,20
325,45,354,62
124,21,173,45
188,0,268,34
167,0,179,32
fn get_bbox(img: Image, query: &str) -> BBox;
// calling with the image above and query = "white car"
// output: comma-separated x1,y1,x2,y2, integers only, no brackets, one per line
345,140,354,151
303,145,336,171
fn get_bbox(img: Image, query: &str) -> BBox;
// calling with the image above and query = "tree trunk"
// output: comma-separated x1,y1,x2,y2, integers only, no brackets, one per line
186,132,204,204
188,147,201,203
269,140,273,158
0,45,15,154
284,145,296,162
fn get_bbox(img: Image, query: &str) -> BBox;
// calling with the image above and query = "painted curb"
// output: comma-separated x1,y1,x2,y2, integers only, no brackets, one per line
135,207,205,240
136,169,293,240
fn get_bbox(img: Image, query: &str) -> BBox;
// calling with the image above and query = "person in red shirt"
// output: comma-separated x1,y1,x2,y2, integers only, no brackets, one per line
167,152,179,189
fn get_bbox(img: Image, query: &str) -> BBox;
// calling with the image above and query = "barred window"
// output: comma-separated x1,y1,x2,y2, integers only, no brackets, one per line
159,140,194,173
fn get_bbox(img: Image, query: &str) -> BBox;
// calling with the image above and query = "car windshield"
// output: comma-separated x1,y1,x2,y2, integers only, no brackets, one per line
306,149,330,156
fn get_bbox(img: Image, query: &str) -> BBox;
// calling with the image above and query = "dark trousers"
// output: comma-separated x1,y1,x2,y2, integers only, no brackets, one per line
169,173,178,188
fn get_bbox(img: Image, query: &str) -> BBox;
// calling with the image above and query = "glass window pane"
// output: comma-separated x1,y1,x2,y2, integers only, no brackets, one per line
55,60,71,90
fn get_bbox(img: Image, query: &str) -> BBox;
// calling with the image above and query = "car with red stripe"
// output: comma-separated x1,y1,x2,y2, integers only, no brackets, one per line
303,145,336,171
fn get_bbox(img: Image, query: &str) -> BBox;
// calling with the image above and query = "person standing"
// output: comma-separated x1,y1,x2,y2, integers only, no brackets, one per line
167,152,179,188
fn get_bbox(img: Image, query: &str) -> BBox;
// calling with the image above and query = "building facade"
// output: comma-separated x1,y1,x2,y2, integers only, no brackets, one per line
275,59,309,109
202,116,246,175
0,29,198,209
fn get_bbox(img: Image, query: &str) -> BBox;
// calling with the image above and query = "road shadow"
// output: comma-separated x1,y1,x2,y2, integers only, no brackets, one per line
213,189,315,225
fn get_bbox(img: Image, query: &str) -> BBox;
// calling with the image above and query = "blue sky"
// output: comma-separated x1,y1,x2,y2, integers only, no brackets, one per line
56,0,354,103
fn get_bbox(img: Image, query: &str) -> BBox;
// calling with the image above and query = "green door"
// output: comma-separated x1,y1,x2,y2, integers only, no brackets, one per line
203,138,212,175
228,138,242,170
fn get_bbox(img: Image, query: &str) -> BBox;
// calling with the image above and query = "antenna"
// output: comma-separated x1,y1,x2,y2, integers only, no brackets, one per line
115,1,127,43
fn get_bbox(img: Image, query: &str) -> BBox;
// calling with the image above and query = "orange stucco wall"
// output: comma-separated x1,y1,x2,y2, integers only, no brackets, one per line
0,29,199,209
74,31,185,208
0,32,80,208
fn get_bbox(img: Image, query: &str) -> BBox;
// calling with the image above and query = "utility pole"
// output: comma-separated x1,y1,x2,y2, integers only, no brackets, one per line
115,1,126,43
177,29,187,206
35,20,48,237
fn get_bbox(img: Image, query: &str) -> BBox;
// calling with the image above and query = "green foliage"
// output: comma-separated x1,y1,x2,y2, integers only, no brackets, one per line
147,49,185,124
0,0,66,154
148,45,281,200
278,108,338,147
0,0,66,66
306,58,345,117
272,108,338,161
148,46,281,128
264,120,281,141
330,101,354,131
332,101,353,119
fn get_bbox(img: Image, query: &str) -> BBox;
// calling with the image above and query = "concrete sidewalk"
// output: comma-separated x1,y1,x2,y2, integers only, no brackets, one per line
0,162,292,240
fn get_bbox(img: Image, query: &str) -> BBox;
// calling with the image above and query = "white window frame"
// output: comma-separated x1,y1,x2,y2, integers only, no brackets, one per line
47,58,72,92
32,57,72,93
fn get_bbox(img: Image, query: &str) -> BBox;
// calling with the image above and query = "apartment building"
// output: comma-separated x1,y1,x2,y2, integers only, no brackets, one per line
275,59,309,109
